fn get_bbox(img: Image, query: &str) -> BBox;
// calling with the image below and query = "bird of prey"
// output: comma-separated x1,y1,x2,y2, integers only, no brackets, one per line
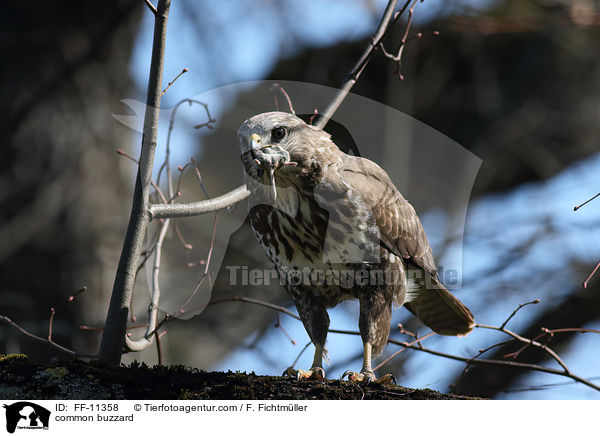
238,111,474,383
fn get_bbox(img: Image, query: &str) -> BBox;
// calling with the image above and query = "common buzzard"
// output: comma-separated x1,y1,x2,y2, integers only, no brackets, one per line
238,112,474,383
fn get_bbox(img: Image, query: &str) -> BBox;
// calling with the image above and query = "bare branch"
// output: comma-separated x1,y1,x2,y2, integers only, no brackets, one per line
144,0,158,16
316,0,411,129
583,259,600,288
401,341,600,392
476,323,571,373
99,0,171,365
1,286,95,359
149,185,250,220
1,315,94,358
197,296,600,392
378,0,424,80
125,217,170,352
543,327,600,335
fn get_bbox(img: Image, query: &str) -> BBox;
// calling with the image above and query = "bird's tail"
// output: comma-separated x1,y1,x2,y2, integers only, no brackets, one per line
404,275,474,336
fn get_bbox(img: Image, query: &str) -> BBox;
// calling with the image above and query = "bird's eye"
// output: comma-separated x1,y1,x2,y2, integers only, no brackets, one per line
271,127,286,142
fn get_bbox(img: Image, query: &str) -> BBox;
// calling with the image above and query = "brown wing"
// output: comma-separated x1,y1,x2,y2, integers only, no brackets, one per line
333,154,474,336
334,155,436,274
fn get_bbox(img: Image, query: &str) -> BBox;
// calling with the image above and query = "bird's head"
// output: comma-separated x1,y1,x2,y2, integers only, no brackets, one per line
237,111,332,186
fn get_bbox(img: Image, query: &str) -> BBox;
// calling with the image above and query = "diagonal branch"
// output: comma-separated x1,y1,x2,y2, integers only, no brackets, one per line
315,0,411,129
144,0,158,16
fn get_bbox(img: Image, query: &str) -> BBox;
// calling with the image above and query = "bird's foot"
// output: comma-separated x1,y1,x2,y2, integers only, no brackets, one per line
283,366,325,381
341,370,396,385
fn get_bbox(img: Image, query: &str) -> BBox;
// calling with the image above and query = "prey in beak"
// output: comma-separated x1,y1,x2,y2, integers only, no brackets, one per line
243,133,295,201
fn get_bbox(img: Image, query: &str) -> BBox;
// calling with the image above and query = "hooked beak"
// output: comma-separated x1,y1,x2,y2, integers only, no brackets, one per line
250,133,262,151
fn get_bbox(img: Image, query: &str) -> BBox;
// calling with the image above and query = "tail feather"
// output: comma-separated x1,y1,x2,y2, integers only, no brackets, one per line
404,279,474,336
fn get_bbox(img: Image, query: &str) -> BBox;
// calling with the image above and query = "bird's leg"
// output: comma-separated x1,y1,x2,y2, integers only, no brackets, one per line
342,342,375,383
283,343,326,381
341,296,396,385
283,299,329,381
361,342,374,377
341,342,396,385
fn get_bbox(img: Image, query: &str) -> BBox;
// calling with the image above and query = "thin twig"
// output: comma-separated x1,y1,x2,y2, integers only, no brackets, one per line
476,323,571,374
204,213,218,276
583,260,600,288
454,339,516,392
151,181,169,204
289,342,311,369
117,149,169,204
543,327,600,335
190,157,210,199
274,312,297,345
171,212,219,317
270,83,296,115
48,286,88,342
174,221,193,251
500,299,540,329
174,162,193,199
155,330,163,364
116,148,139,164
161,67,189,96
574,191,600,211
308,109,319,126
378,0,422,79
373,331,436,371
144,0,158,15
1,315,96,358
156,98,214,188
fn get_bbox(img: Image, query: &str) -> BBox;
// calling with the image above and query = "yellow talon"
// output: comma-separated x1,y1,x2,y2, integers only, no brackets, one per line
341,370,396,385
283,367,325,381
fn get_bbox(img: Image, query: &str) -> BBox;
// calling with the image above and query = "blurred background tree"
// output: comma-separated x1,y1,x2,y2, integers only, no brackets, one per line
1,0,599,399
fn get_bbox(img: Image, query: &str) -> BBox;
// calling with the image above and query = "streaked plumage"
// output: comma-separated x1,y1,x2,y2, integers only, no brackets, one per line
238,112,474,382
